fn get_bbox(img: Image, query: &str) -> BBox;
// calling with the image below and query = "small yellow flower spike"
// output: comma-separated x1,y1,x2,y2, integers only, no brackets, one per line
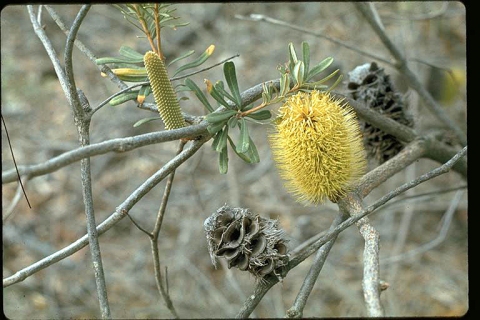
269,90,366,204
144,51,185,130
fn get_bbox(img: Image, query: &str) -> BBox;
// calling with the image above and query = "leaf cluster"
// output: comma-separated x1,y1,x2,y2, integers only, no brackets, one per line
184,62,269,173
114,4,188,38
261,42,342,108
95,45,215,114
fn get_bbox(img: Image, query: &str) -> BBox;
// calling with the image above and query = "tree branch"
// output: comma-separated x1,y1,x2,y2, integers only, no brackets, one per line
354,3,467,146
285,212,348,318
339,194,383,317
148,141,186,319
3,135,210,288
2,120,208,184
27,6,70,102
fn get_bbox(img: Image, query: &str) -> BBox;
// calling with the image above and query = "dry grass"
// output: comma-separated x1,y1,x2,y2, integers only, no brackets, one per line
2,3,467,318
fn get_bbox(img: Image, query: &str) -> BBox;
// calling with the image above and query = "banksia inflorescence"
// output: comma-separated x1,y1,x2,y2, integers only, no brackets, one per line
204,205,289,279
144,51,186,130
347,62,414,163
269,90,366,204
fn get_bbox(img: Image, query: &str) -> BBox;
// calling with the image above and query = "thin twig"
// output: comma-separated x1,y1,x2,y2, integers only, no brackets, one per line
64,5,111,319
148,141,186,319
354,3,467,146
382,2,449,21
1,115,31,209
3,175,31,222
2,120,208,184
27,6,70,102
381,190,464,265
3,135,210,288
64,5,91,117
235,13,393,66
286,212,348,318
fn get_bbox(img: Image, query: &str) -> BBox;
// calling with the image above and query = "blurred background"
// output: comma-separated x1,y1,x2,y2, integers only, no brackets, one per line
2,2,467,318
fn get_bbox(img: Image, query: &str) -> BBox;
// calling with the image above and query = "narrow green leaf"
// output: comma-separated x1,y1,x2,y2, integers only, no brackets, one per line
136,85,151,104
118,45,145,62
307,57,334,81
205,109,237,124
227,136,252,163
227,116,239,129
261,82,271,103
223,62,243,107
184,78,214,112
305,69,340,87
207,120,227,135
211,130,223,151
218,146,229,174
288,42,298,73
172,45,215,77
167,50,195,67
326,73,344,92
215,126,229,152
241,103,254,112
245,137,260,163
109,91,139,106
245,110,272,121
280,73,291,96
133,117,161,127
237,118,249,153
293,60,305,86
214,81,238,108
96,57,141,65
302,41,310,77
207,83,233,109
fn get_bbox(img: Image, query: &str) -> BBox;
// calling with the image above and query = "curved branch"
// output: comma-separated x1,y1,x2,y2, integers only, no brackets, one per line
3,135,210,288
2,121,208,184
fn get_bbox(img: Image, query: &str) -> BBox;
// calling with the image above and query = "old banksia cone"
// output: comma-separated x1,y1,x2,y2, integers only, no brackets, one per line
270,90,366,204
204,205,289,279
144,51,185,130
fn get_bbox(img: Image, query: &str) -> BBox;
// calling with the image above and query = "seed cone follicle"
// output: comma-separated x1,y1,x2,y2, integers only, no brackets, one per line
269,90,367,205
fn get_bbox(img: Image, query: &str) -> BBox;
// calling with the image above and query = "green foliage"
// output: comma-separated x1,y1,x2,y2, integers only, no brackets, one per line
113,4,189,38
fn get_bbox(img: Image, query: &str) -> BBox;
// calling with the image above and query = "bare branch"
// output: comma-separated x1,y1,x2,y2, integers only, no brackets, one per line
286,212,348,318
27,6,70,102
357,138,426,197
64,5,91,118
339,193,384,317
354,3,467,146
148,141,186,319
2,121,208,184
235,13,393,66
381,190,464,265
2,175,31,222
3,135,210,288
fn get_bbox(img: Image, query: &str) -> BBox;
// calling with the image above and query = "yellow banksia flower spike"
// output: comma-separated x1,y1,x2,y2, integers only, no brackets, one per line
144,51,185,130
269,90,366,204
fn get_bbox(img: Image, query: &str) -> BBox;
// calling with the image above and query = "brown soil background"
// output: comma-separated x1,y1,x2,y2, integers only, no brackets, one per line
2,3,467,318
